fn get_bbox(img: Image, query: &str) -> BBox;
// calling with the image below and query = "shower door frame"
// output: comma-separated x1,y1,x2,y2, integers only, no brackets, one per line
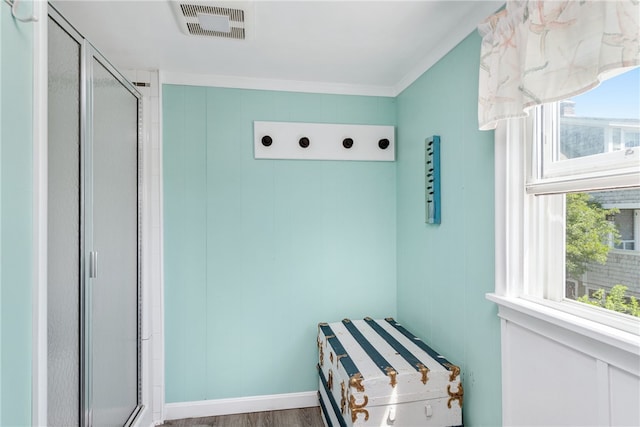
48,6,143,427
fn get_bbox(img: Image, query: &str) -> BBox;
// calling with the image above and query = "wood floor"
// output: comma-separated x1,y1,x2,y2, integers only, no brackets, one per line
159,407,325,427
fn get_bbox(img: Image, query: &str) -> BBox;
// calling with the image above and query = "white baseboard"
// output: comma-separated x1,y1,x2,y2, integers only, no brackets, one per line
164,391,319,420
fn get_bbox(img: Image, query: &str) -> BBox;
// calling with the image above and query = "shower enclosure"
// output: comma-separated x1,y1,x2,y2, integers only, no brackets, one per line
48,6,142,426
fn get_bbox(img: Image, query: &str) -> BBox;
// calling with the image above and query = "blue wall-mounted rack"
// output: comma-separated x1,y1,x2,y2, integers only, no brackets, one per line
425,136,441,224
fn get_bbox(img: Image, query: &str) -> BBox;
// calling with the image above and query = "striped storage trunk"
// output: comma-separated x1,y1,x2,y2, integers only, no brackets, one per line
317,318,462,427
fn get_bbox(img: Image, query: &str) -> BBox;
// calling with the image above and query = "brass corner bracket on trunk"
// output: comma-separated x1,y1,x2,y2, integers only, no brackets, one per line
317,322,328,336
416,363,430,384
443,363,460,382
340,381,347,414
318,341,324,367
349,394,369,423
324,334,335,346
447,383,464,409
349,372,365,392
384,367,398,387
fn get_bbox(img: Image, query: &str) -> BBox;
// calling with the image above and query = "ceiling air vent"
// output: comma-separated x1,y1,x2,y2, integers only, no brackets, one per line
170,1,251,40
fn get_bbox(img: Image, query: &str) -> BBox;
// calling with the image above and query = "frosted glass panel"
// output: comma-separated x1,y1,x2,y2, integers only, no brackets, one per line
91,58,139,426
47,16,81,427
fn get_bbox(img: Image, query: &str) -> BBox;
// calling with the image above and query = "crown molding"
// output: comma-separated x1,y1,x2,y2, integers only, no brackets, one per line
160,70,396,97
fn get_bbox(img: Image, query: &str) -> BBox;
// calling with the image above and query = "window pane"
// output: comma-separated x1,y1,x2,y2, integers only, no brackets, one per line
565,189,640,317
624,130,640,148
612,128,621,151
558,121,605,159
559,68,640,161
612,209,635,250
537,68,640,184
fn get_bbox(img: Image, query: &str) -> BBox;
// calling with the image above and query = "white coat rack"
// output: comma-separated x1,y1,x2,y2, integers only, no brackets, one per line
254,121,395,161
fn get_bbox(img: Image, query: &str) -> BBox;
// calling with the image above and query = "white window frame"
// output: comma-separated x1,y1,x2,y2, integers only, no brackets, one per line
531,103,640,194
489,104,640,339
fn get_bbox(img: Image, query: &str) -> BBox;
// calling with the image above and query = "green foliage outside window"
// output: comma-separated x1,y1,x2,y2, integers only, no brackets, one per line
577,285,640,318
565,193,619,278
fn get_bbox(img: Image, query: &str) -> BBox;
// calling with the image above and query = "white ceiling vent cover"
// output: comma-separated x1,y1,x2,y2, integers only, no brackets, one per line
170,1,253,40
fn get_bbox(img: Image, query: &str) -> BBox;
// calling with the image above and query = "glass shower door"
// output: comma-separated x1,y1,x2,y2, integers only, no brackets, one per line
48,7,141,426
87,53,141,426
47,14,81,427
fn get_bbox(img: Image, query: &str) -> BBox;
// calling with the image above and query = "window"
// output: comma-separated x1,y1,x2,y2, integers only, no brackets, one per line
608,207,639,251
495,67,640,334
529,75,640,191
564,189,639,317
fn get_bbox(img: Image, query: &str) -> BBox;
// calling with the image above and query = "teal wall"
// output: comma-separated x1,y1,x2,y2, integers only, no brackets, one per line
0,4,33,426
162,32,501,426
395,32,501,426
163,86,397,402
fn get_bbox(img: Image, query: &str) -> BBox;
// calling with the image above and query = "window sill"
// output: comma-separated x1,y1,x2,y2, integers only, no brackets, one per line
486,293,640,376
609,248,640,256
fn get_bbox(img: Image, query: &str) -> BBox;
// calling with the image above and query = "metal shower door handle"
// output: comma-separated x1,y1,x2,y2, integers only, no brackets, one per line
89,251,98,278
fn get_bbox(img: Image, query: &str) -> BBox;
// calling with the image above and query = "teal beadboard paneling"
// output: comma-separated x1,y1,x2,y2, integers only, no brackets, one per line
163,85,209,400
163,86,397,402
0,4,33,425
395,32,501,426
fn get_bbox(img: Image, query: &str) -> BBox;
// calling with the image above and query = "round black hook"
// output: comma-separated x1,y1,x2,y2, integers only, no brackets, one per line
299,137,310,148
378,138,390,150
261,135,273,147
343,138,354,149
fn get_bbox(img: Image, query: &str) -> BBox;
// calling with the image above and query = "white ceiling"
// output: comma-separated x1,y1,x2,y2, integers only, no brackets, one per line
52,0,502,96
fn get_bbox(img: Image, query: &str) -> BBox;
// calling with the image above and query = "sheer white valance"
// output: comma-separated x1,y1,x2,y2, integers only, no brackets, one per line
478,0,640,131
